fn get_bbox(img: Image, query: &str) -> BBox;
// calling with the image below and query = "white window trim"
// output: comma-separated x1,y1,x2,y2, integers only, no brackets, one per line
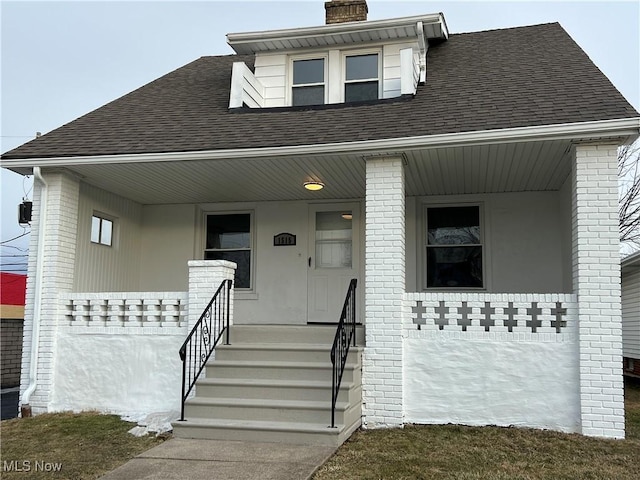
287,48,384,106
341,48,383,103
90,212,115,247
202,210,256,293
288,53,328,107
421,202,487,291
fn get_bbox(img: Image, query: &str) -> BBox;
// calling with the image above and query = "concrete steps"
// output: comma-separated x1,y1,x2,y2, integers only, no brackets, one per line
173,325,363,446
193,378,360,402
173,418,362,446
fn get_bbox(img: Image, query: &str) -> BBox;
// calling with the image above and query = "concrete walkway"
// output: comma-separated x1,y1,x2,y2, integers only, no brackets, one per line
100,438,336,480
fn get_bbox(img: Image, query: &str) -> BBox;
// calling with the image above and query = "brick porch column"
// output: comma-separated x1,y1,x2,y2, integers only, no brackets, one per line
573,143,625,438
362,157,405,428
20,170,80,414
187,260,236,332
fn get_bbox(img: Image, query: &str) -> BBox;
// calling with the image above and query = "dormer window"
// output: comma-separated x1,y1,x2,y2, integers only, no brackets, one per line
292,58,326,106
289,52,380,106
228,12,446,109
345,53,379,102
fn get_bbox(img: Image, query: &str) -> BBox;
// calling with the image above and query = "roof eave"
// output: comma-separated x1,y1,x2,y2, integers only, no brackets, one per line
226,13,447,54
2,117,639,173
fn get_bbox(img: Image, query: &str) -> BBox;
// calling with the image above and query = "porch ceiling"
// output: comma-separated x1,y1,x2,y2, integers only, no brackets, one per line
64,139,572,205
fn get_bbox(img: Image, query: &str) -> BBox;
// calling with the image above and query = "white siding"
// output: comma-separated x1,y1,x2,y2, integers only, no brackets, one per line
253,54,286,107
382,42,419,98
196,201,318,325
406,191,568,293
623,268,640,359
139,204,197,292
252,40,419,107
74,183,142,292
559,175,573,292
134,200,364,324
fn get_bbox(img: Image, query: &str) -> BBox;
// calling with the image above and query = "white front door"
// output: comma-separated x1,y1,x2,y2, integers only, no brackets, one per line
307,203,360,323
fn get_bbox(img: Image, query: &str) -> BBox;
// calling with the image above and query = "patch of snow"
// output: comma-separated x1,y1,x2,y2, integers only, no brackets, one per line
125,410,180,437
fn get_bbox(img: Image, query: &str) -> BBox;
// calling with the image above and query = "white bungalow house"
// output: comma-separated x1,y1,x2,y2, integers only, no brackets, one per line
2,1,639,445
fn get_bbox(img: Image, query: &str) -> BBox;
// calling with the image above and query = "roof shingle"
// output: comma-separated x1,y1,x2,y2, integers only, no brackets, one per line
3,22,638,160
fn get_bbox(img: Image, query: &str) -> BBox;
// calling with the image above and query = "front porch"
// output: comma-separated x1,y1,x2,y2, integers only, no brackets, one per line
19,135,626,439
50,281,582,442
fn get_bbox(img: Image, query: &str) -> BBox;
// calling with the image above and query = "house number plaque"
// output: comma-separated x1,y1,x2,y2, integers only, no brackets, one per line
274,233,296,246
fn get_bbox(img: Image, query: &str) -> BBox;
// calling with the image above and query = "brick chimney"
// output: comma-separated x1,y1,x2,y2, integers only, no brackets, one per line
325,0,368,24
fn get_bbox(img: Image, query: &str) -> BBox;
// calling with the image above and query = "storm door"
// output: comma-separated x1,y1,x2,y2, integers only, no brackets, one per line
307,203,360,323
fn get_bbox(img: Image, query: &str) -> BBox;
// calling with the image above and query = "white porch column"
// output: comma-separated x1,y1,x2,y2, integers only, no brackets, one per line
362,157,405,428
20,170,80,414
573,143,625,439
187,260,236,332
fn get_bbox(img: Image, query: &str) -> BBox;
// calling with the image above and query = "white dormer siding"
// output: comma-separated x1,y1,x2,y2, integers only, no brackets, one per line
229,62,266,108
399,47,420,96
230,40,422,109
253,54,288,107
226,13,447,108
383,43,422,98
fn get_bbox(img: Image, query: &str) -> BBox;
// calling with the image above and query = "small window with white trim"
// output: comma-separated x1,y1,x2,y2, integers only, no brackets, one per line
91,214,113,246
292,58,325,106
344,53,379,102
425,205,483,288
204,213,253,289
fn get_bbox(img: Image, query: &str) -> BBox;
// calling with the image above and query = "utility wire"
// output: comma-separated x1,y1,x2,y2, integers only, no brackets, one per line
23,175,33,198
1,244,29,252
0,232,31,245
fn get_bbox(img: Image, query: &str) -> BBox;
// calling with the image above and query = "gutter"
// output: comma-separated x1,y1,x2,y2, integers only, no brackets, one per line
1,117,640,171
226,13,446,48
20,166,47,417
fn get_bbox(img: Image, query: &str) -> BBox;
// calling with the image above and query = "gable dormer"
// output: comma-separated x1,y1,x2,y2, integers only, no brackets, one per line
227,2,448,109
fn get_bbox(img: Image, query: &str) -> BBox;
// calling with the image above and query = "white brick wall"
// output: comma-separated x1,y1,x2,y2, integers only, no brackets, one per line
20,171,80,413
362,157,405,428
573,143,625,439
187,260,236,332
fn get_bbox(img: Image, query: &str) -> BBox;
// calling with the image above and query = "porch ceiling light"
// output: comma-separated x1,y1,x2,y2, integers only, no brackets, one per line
341,213,353,220
304,181,324,191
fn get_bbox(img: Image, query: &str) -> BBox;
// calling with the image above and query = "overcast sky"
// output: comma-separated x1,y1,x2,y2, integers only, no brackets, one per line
1,0,639,271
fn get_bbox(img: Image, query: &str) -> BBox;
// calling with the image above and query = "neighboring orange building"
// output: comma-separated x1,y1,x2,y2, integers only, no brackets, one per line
1,272,27,389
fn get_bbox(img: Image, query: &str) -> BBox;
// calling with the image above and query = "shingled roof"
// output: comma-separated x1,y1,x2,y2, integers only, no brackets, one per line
3,22,638,160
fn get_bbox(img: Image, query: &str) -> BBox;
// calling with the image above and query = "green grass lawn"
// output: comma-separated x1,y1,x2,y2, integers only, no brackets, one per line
313,378,640,480
1,380,638,480
0,412,166,480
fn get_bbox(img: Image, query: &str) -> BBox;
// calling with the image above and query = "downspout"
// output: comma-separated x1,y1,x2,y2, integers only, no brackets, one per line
21,166,47,417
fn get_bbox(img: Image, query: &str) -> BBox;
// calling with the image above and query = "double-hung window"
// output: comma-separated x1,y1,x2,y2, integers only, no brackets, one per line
204,213,252,289
425,206,483,288
292,58,325,106
344,53,379,102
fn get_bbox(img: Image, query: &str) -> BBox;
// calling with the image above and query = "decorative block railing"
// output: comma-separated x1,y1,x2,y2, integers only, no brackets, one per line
404,293,577,337
60,292,188,331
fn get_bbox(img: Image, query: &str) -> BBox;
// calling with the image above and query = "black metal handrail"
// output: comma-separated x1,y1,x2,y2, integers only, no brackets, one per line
179,279,232,421
330,278,357,428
